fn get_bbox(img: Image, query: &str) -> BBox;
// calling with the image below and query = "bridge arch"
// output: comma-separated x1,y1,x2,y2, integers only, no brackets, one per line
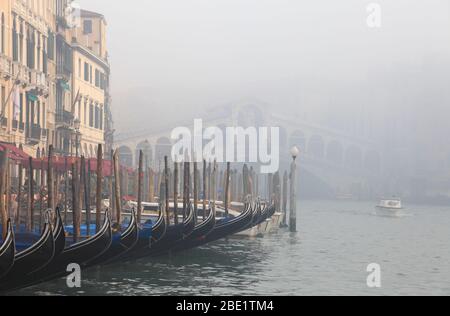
326,140,344,165
345,145,363,169
118,145,134,167
308,135,325,159
136,140,153,168
289,130,306,152
155,137,172,163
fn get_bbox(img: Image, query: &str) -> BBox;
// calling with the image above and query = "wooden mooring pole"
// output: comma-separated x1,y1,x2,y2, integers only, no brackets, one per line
16,164,23,228
202,160,207,220
47,145,54,211
96,144,103,232
164,156,170,224
193,161,198,221
113,150,122,225
173,162,179,225
137,150,143,224
27,157,34,232
72,163,80,242
225,162,230,217
0,150,8,239
282,171,288,228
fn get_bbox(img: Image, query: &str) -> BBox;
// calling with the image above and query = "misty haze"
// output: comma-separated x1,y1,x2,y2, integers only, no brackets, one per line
80,0,450,203
1,0,449,297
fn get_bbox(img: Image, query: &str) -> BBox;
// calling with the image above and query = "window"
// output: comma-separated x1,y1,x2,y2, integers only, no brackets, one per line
84,62,89,81
37,101,41,126
89,65,93,84
94,105,99,129
19,93,23,123
95,69,100,87
83,20,93,34
47,30,55,60
78,58,81,78
1,86,5,117
100,107,103,130
1,13,5,54
84,101,87,124
12,19,18,61
89,103,94,127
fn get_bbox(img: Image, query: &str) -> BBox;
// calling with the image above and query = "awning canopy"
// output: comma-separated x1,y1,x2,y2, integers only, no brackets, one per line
0,142,31,161
18,156,135,177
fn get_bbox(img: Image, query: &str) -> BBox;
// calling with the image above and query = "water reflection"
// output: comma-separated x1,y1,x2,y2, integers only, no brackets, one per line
10,200,450,296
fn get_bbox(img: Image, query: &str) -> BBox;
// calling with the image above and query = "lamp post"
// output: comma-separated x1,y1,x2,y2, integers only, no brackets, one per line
74,118,81,157
289,146,299,233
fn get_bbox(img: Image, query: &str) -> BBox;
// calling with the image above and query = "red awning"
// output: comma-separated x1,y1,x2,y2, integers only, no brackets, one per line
18,156,135,177
0,142,31,161
1,143,136,176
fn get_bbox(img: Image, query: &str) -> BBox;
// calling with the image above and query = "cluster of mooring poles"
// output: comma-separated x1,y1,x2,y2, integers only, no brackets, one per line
0,142,300,292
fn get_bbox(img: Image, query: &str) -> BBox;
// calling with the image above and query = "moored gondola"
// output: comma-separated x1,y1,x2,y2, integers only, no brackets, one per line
0,220,15,279
170,204,216,252
177,203,254,252
88,209,139,266
8,211,113,291
52,208,66,256
0,211,55,290
125,204,195,260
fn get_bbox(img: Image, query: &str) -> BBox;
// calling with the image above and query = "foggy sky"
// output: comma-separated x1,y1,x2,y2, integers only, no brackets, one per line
77,0,450,132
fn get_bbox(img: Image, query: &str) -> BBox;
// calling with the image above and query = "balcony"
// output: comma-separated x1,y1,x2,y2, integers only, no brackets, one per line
56,110,75,129
30,70,49,95
27,124,42,145
12,62,30,86
0,54,12,79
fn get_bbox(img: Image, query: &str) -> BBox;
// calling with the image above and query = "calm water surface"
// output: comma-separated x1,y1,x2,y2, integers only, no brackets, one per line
11,200,450,296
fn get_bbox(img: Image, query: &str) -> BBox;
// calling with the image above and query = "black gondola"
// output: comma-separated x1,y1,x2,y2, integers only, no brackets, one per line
125,204,195,260
52,208,66,256
88,209,139,266
0,220,15,279
170,204,216,252
177,203,254,252
9,211,113,291
0,211,55,289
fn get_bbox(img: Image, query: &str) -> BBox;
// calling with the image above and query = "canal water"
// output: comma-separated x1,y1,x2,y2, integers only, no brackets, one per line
11,200,450,296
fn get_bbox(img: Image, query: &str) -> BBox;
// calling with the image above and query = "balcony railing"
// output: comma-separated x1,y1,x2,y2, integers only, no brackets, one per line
28,124,42,144
0,54,12,79
12,62,30,85
30,70,49,95
56,110,74,127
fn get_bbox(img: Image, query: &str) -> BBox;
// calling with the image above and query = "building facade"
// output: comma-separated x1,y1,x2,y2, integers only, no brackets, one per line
0,0,112,159
70,9,111,158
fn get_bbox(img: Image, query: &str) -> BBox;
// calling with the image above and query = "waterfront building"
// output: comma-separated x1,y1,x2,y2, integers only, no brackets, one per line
0,1,112,159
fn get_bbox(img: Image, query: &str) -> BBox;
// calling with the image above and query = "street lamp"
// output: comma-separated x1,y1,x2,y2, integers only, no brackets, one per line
74,118,81,157
290,146,300,161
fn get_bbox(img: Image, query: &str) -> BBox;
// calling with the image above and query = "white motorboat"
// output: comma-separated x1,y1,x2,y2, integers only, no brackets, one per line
376,198,403,215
